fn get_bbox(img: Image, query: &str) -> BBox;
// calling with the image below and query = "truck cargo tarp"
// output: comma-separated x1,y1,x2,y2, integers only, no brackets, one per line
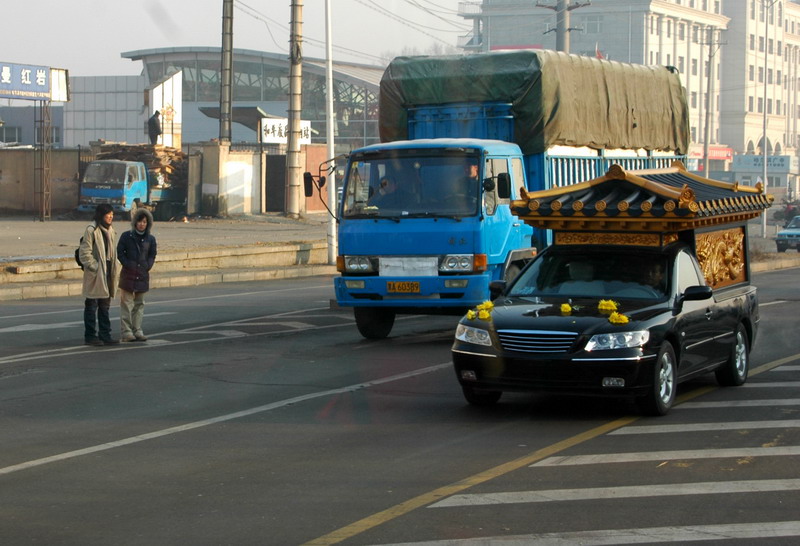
379,49,690,155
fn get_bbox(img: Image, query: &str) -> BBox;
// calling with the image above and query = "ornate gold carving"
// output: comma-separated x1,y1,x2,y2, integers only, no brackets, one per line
555,231,663,246
640,200,653,212
618,201,630,212
678,184,696,208
551,200,563,211
664,200,676,212
695,227,746,289
573,201,584,211
528,200,540,211
664,233,679,245
595,200,607,212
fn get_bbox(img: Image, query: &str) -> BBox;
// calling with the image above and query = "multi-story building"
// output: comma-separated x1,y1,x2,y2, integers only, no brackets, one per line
459,0,800,200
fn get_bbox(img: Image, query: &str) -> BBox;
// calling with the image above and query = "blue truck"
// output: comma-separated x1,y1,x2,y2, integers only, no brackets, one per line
332,50,690,339
77,157,186,221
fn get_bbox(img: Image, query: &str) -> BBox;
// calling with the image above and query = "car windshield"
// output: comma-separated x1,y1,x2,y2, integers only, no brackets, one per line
508,249,670,300
787,217,800,229
341,149,481,218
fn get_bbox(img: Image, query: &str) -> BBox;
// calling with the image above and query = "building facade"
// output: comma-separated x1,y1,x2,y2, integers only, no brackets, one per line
459,0,800,200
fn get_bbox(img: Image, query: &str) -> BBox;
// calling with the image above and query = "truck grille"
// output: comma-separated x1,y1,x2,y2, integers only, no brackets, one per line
497,329,578,354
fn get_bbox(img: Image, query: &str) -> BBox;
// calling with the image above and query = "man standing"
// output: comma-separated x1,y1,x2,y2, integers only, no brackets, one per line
147,110,162,145
79,204,120,346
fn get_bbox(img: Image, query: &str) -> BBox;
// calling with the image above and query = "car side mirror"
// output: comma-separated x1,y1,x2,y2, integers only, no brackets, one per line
682,285,713,301
489,280,506,300
496,173,511,199
483,178,496,192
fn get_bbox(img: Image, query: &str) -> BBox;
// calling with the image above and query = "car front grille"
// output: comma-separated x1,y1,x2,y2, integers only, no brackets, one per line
497,329,578,354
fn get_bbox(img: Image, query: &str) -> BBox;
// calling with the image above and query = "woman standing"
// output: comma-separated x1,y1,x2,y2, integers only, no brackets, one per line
79,204,120,346
117,208,157,342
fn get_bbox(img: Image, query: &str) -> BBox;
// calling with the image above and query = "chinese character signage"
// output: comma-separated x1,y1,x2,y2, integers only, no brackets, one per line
732,154,800,174
0,62,51,100
261,118,311,144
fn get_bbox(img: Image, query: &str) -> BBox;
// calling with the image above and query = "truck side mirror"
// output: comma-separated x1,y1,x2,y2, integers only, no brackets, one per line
482,178,496,192
496,172,511,199
303,172,314,197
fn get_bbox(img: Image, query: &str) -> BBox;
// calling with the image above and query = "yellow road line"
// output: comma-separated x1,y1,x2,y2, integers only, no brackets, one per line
303,351,800,545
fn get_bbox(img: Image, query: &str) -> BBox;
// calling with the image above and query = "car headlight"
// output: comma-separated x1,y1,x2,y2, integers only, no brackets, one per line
585,331,649,351
455,323,492,346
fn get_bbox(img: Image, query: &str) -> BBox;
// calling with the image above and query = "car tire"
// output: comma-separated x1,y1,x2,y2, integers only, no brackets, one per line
462,386,502,406
354,307,395,340
638,342,677,416
715,324,749,387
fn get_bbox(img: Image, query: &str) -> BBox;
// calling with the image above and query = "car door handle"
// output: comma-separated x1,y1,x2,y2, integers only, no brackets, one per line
705,309,713,320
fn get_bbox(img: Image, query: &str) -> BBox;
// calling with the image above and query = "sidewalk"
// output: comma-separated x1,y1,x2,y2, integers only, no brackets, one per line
0,213,338,301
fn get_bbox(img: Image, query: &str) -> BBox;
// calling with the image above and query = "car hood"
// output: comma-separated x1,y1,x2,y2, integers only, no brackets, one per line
478,296,668,334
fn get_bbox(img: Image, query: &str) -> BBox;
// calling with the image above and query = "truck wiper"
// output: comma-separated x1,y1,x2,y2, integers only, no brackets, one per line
403,212,463,222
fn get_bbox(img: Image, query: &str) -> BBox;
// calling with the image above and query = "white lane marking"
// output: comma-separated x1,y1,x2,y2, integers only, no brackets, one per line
0,312,175,333
531,446,800,467
376,521,800,545
168,330,248,338
760,300,787,307
609,420,800,435
0,284,332,320
0,362,451,476
744,381,800,387
677,399,800,409
775,365,800,371
430,479,800,508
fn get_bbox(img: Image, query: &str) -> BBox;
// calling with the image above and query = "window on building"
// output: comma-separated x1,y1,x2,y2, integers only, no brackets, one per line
678,56,685,73
667,20,672,38
714,0,720,14
768,98,773,115
778,100,782,114
759,36,765,52
778,40,782,55
758,97,764,113
749,65,755,81
759,67,764,83
35,126,61,146
749,96,754,112
705,60,710,77
759,1,765,22
769,38,774,54
0,126,21,143
691,126,697,141
679,23,685,40
769,68,773,84
667,54,672,66
691,92,698,108
750,0,756,20
778,70,782,85
691,58,698,76
580,15,602,34
749,34,755,50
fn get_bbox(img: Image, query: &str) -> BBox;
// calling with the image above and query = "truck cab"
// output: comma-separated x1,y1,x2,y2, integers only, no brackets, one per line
336,139,535,339
77,160,148,216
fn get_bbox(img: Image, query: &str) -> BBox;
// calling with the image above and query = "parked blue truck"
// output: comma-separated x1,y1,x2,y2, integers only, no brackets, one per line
331,50,690,339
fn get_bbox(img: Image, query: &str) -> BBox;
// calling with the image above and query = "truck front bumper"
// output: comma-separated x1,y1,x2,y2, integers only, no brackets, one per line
334,274,490,310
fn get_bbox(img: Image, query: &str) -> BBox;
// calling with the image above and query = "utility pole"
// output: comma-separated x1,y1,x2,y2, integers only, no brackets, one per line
701,27,724,175
286,0,303,218
762,0,778,238
325,0,337,263
537,0,591,53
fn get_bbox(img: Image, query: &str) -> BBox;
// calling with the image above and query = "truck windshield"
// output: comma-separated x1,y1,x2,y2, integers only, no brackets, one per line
342,150,481,218
508,250,670,301
83,163,127,185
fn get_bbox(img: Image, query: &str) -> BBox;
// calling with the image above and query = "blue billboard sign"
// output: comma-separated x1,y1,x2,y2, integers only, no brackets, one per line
0,62,51,100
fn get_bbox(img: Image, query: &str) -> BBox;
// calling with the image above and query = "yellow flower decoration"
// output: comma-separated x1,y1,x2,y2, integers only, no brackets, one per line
598,299,618,314
478,309,492,321
477,301,494,312
466,310,477,320
560,303,572,315
608,311,630,325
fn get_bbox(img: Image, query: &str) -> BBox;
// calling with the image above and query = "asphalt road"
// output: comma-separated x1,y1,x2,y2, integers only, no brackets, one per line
0,270,799,545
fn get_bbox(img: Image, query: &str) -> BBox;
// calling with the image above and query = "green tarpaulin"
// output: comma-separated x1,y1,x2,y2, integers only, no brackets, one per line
379,49,690,155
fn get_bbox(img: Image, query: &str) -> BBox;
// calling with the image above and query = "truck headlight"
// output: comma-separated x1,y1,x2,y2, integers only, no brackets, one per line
585,331,649,351
440,254,473,272
338,256,376,273
455,323,492,346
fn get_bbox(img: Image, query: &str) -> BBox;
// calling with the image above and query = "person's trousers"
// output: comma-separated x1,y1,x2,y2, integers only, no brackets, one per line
84,297,112,342
119,289,146,336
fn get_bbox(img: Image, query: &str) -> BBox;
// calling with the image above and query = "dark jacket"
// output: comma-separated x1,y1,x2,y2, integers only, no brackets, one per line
117,209,157,293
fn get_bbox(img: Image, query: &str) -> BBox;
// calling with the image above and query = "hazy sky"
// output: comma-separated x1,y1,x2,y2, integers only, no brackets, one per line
3,0,468,77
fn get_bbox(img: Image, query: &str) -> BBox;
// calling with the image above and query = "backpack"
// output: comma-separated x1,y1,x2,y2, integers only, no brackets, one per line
75,237,84,270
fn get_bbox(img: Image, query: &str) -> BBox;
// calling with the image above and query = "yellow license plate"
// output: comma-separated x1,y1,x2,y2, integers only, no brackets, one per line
387,281,420,293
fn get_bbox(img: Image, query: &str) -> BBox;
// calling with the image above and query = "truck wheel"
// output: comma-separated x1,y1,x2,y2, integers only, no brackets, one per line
354,307,395,339
504,264,521,283
638,342,677,416
462,386,502,406
715,324,749,387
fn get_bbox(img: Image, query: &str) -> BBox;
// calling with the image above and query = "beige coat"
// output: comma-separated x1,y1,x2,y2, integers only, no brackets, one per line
80,222,119,299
